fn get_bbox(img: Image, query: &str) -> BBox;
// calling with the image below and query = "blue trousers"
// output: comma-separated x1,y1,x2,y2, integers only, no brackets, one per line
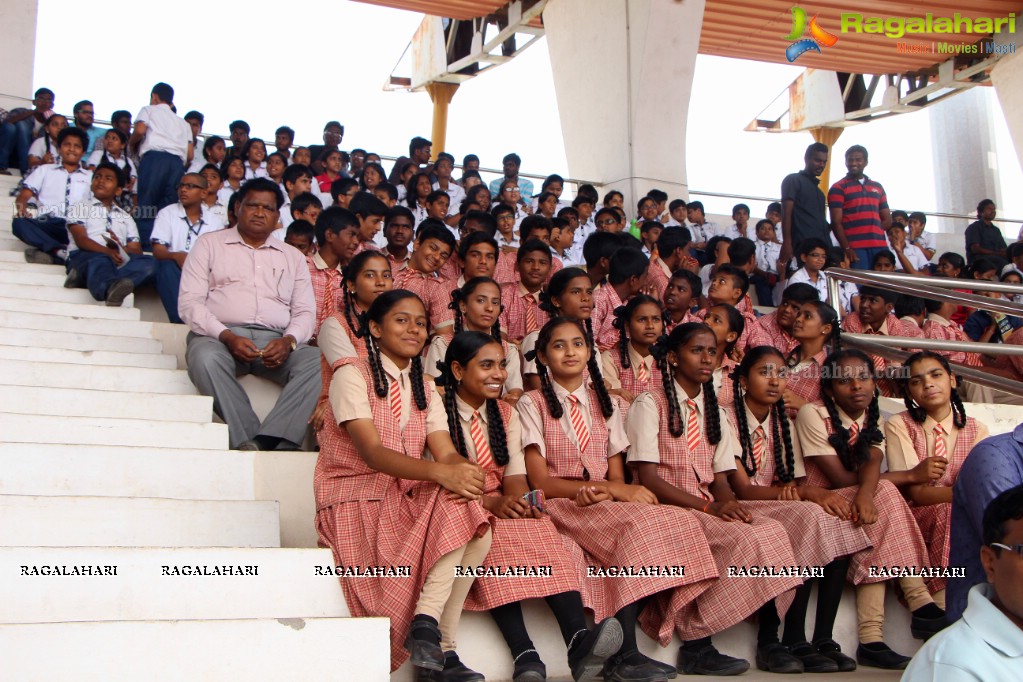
156,259,184,323
851,246,890,270
137,150,184,248
12,215,68,257
67,250,156,301
0,118,35,173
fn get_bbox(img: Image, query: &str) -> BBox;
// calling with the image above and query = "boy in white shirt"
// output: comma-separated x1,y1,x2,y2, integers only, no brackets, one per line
432,152,466,209
700,235,732,299
726,203,750,240
784,238,829,302
272,192,323,242
751,219,782,307
64,163,156,306
276,164,314,234
13,127,93,265
686,200,712,250
198,163,229,225
886,223,930,276
907,211,936,262
151,172,225,323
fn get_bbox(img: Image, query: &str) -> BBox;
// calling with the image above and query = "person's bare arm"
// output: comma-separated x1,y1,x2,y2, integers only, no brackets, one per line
129,122,147,155
879,207,892,231
779,199,796,264
808,454,860,489
14,187,35,218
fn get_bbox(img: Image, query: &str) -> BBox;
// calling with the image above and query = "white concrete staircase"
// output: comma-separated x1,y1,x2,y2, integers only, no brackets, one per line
0,173,389,681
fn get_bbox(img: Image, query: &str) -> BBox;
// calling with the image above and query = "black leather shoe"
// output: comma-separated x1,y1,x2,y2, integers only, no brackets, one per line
676,644,750,676
568,618,623,682
788,641,836,673
813,638,856,672
855,643,911,670
634,653,677,679
63,267,81,289
416,668,443,682
235,440,262,451
404,617,445,671
105,278,133,307
512,649,545,682
442,652,484,681
756,643,804,673
603,654,668,682
911,612,949,640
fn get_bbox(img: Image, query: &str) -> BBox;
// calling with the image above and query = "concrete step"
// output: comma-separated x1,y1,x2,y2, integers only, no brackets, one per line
0,413,228,450
0,308,156,338
0,343,176,369
0,358,196,394
0,294,140,320
0,281,135,306
0,385,212,423
0,258,66,273
4,326,163,354
0,618,389,681
0,495,280,547
1,547,347,622
0,235,25,252
0,442,255,500
0,266,67,286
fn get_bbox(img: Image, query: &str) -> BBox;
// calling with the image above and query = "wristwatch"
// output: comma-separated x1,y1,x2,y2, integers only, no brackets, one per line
285,335,297,351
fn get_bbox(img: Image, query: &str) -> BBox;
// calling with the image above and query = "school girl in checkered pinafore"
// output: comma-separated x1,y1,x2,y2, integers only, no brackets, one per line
794,349,946,671
600,295,663,406
518,317,718,682
701,303,743,408
314,290,494,678
782,300,840,419
886,351,989,608
520,267,597,392
437,331,624,682
312,250,391,442
626,323,803,677
725,346,871,673
423,277,524,405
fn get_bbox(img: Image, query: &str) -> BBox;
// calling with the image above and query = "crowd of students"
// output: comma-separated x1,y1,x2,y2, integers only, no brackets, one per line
6,83,1023,682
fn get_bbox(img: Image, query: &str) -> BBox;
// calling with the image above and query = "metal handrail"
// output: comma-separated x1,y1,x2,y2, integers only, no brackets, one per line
842,334,1023,356
836,269,1023,295
846,337,1023,398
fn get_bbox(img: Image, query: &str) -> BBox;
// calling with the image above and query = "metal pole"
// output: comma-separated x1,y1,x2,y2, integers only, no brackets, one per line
827,269,1023,317
842,333,1023,356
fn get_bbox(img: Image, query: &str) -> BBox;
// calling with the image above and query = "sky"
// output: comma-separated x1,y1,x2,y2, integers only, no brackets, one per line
30,0,1023,236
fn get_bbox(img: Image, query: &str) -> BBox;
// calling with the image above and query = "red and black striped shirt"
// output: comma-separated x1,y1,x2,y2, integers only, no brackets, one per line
828,174,889,249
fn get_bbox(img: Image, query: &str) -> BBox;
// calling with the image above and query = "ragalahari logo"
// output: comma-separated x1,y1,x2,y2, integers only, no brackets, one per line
784,6,839,62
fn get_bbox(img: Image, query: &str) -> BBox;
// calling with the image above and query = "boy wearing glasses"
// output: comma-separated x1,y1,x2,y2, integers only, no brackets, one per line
593,206,624,234
151,173,225,323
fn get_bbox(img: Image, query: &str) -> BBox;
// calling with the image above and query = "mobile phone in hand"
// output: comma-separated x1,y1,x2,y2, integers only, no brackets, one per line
522,489,546,512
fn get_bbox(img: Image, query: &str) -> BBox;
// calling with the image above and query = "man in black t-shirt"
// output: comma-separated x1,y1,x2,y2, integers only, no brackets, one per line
779,142,831,267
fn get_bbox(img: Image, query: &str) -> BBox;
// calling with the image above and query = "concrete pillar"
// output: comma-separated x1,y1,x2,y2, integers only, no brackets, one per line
0,0,38,111
425,82,459,160
544,0,705,209
809,127,843,195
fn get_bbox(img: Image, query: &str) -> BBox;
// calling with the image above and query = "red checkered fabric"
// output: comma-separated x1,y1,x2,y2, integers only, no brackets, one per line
606,347,661,398
714,357,738,408
664,310,699,336
464,399,583,610
307,255,343,337
841,313,919,397
922,318,984,368
353,240,381,257
500,285,551,342
756,311,799,356
592,285,625,351
783,348,829,419
522,388,717,645
645,390,803,640
900,412,981,593
314,360,491,670
801,405,930,585
313,310,366,448
695,305,770,357
385,249,411,278
393,267,456,331
494,248,563,287
723,408,871,568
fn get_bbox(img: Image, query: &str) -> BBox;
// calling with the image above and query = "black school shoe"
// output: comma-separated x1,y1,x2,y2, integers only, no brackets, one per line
676,644,750,676
910,607,949,640
855,642,911,670
404,616,445,671
512,649,546,682
105,278,134,307
567,617,623,682
441,652,485,682
812,638,856,672
756,643,804,674
787,641,837,673
603,653,669,682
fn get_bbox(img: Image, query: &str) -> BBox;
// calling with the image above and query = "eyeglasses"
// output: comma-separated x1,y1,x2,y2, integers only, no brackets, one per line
991,543,1023,558
596,218,618,227
505,187,520,193
178,183,204,190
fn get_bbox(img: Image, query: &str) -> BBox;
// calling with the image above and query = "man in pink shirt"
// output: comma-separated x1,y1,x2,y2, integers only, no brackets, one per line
179,178,319,451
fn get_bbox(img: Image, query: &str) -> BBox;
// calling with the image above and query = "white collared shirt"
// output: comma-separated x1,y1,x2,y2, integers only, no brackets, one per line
135,103,192,163
756,239,782,275
22,163,93,219
65,199,139,253
786,267,829,301
151,203,225,253
433,180,466,210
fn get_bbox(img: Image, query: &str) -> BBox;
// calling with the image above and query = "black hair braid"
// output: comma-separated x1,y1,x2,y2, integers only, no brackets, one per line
410,355,428,411
364,334,388,399
732,372,758,477
772,400,797,484
343,286,361,338
450,289,465,334
534,357,564,419
613,305,631,369
859,389,884,456
653,338,684,438
442,378,470,459
831,324,842,354
486,399,510,466
950,386,968,429
490,315,503,343
903,391,928,425
590,356,615,419
538,289,556,315
703,377,722,446
821,391,857,472
584,318,595,345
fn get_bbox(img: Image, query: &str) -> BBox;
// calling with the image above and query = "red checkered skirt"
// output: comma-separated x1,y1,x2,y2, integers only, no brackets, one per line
465,400,583,609
525,389,717,645
645,392,803,639
901,413,980,592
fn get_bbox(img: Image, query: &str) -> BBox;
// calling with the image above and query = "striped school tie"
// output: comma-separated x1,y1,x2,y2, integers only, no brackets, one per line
933,423,947,460
469,410,494,469
685,398,701,453
847,421,860,445
752,425,766,471
567,395,590,454
388,376,403,424
636,357,649,384
524,293,539,334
